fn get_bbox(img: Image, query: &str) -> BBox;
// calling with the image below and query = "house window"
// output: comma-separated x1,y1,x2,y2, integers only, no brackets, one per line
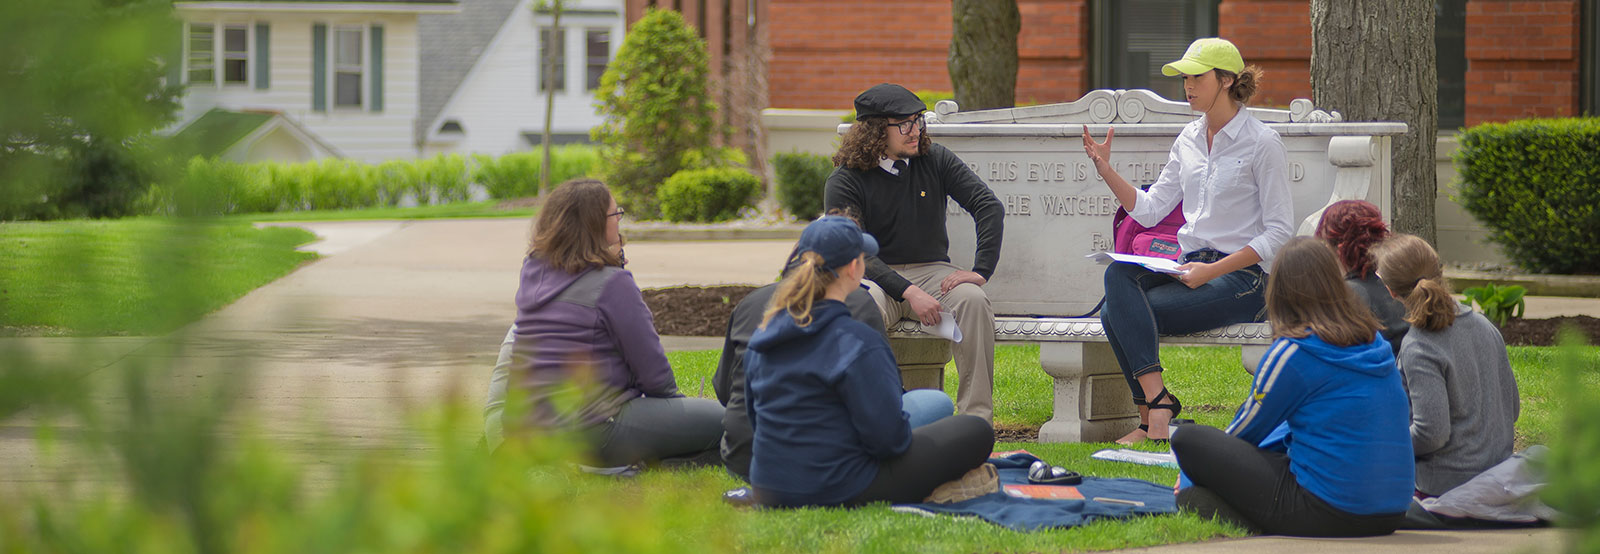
334,27,364,107
540,27,566,92
1436,0,1467,129
1091,0,1218,103
188,23,215,84
586,28,610,91
223,25,249,84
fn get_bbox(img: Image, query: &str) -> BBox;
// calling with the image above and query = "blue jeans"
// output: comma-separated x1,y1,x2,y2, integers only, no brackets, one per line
1100,249,1267,401
902,388,956,429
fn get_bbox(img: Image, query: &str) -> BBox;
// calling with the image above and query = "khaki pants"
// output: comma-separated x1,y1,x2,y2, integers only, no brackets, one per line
865,261,996,421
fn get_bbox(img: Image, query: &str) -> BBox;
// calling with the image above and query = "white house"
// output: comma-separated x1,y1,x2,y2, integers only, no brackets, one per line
171,0,460,162
417,0,623,156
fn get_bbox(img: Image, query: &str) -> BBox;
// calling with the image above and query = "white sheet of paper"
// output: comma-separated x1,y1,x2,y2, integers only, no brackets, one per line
1084,251,1188,275
925,310,962,343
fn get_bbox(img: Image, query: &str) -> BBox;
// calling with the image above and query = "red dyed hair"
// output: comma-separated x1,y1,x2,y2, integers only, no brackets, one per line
1314,200,1388,278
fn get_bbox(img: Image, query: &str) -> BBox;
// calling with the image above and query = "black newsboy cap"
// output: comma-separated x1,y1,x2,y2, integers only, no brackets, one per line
853,83,926,120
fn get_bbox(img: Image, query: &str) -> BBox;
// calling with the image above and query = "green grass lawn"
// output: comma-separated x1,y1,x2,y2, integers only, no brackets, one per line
654,344,1595,553
229,200,538,223
0,218,318,336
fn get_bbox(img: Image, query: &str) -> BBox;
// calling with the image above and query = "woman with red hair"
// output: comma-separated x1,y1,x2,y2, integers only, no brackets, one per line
1314,200,1408,354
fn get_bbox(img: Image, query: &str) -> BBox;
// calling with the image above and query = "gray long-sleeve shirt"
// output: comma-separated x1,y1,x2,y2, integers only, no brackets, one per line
1398,303,1520,496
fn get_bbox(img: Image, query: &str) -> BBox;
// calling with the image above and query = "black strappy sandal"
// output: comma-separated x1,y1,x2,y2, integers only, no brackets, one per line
1146,388,1183,444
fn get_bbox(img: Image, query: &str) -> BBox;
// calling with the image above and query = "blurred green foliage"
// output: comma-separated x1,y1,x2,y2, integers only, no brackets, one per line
138,149,596,216
1541,328,1600,553
592,9,720,219
473,146,599,200
0,0,182,220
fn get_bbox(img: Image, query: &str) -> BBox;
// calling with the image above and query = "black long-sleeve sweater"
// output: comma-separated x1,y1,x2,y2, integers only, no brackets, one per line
823,143,1004,302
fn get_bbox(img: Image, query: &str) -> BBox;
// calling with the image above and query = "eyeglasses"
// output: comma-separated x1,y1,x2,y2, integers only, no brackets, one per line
889,115,925,135
608,208,625,218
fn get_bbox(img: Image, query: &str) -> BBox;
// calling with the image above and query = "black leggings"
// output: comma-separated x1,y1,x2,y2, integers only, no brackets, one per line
1171,425,1404,537
847,415,994,506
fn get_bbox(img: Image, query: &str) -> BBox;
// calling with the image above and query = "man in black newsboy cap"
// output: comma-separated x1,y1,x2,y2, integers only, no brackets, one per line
823,83,1004,421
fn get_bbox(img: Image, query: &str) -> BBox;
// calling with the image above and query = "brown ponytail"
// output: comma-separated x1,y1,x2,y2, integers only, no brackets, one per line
762,251,837,329
1372,234,1458,331
1216,65,1264,105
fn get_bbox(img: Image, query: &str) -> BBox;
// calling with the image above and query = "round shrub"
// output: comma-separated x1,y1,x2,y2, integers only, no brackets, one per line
772,151,833,220
1456,118,1600,274
593,8,717,219
657,167,761,222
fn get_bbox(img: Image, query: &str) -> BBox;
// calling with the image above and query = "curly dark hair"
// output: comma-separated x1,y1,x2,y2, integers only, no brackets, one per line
832,117,931,171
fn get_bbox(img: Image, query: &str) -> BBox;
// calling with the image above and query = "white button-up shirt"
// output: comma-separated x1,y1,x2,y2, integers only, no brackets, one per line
1127,109,1295,272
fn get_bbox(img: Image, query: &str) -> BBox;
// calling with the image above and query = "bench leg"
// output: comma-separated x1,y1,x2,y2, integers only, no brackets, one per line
889,337,951,391
1241,344,1267,376
1036,342,1140,443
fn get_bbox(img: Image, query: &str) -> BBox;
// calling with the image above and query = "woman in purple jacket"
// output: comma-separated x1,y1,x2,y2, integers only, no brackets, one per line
509,179,721,467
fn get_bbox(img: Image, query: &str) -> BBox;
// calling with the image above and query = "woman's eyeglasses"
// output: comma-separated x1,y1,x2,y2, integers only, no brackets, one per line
608,208,626,218
890,115,925,135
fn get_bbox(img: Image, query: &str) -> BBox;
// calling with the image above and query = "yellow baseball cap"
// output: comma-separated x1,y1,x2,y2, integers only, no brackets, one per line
1161,37,1245,77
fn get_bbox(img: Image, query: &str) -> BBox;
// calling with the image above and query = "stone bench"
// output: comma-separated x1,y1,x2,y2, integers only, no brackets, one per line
866,89,1406,443
889,318,1271,442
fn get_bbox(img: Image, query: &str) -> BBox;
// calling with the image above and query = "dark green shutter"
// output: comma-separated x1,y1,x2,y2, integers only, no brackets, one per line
255,23,270,90
370,24,384,112
312,23,327,111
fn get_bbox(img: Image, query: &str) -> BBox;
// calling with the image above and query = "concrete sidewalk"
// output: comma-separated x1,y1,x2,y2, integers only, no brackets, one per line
0,219,1578,551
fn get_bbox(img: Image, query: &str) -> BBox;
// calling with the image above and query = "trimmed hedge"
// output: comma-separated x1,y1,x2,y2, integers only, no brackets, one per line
473,146,600,200
140,147,597,216
772,151,833,221
657,167,761,222
1456,118,1600,274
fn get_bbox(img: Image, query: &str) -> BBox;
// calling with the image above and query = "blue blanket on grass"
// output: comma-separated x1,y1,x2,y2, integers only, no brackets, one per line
892,452,1177,531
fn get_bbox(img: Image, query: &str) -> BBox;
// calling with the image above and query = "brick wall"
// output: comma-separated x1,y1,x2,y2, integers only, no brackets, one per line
1218,0,1313,108
759,0,1583,123
768,0,1089,110
1463,0,1581,125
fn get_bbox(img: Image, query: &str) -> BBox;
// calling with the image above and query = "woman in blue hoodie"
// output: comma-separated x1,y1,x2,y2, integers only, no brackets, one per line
1171,237,1414,536
508,179,722,467
745,216,995,507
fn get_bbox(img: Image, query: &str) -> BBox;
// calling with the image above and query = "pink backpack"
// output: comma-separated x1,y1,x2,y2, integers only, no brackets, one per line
1112,201,1184,260
1072,201,1184,318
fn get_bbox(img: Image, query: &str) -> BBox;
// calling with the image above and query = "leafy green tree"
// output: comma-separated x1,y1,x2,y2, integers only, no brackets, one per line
591,8,718,218
0,0,181,220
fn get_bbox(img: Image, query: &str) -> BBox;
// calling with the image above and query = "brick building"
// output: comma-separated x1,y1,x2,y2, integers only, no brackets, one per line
760,0,1599,129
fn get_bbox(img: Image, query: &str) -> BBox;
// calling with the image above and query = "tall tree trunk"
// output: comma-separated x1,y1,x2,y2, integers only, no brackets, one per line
948,0,1019,110
1311,0,1438,244
540,2,564,196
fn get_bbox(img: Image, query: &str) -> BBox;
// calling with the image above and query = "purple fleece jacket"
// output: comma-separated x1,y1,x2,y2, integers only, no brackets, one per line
511,256,680,431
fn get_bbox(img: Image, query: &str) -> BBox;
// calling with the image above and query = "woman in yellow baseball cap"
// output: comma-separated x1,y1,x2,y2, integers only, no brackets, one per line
1081,37,1294,445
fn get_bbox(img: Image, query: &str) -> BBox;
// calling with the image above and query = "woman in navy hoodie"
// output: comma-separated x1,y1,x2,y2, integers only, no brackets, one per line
509,179,721,467
1172,237,1414,536
745,216,994,507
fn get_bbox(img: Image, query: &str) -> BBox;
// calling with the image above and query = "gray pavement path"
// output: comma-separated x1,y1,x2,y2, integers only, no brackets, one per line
0,219,1581,551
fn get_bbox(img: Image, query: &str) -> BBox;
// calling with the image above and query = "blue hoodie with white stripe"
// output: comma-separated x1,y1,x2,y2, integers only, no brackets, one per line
1225,332,1415,515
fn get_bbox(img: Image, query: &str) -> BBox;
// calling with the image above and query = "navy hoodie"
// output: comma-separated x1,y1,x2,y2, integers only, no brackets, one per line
1225,332,1415,515
745,300,911,506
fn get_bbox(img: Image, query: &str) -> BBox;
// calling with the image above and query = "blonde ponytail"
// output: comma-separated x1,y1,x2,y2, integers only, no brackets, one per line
1372,234,1458,332
761,251,837,329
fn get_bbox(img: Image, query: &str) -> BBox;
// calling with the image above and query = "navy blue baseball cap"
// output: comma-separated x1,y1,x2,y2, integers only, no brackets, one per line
795,215,879,269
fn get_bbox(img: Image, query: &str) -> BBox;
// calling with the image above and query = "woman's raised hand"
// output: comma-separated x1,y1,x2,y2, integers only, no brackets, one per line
1081,124,1114,168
